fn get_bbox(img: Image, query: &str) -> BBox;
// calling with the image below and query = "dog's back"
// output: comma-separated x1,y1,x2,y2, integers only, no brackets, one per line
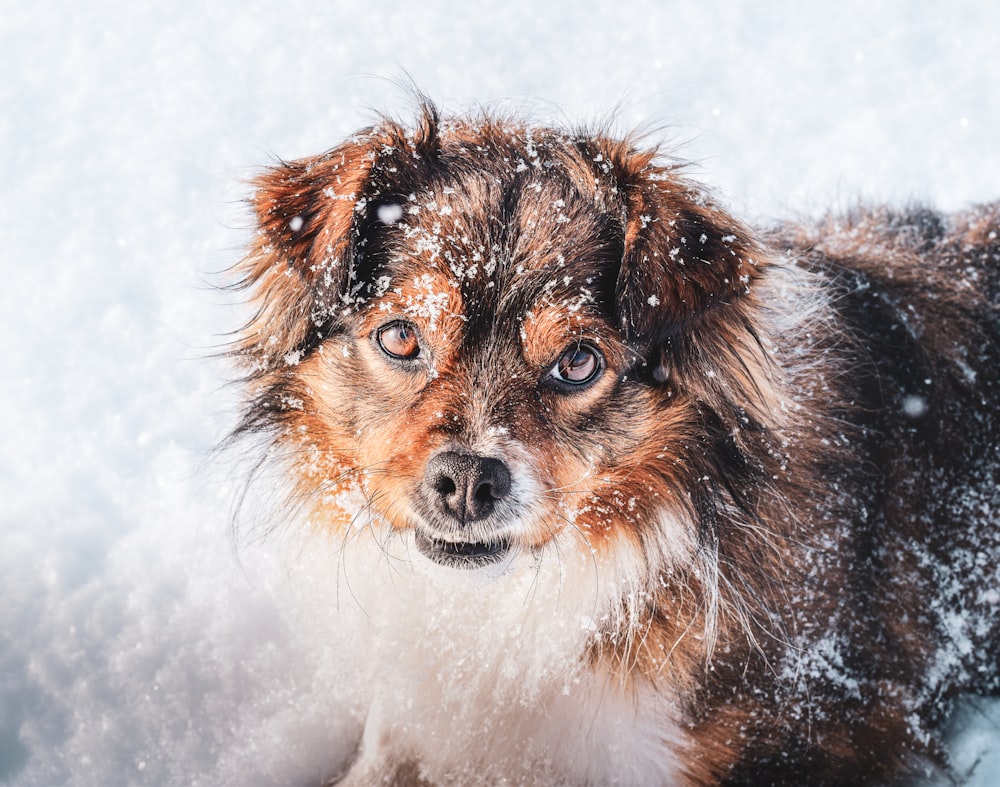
806,204,1000,698
715,204,1000,782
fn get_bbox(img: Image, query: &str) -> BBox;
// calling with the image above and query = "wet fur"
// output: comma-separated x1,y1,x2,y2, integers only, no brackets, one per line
230,102,1000,785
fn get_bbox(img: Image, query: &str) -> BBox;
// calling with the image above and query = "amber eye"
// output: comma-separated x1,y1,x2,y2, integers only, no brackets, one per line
547,343,603,388
376,321,421,360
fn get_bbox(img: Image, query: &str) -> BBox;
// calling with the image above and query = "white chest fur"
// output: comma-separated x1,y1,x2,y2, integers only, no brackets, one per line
326,530,688,786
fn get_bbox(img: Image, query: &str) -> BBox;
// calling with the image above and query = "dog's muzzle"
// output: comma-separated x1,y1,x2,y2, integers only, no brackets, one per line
414,451,515,568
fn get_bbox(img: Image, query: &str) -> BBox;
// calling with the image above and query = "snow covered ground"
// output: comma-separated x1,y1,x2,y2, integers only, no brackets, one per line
1,1,999,784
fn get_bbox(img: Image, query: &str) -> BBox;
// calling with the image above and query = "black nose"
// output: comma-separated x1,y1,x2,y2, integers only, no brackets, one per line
423,451,512,524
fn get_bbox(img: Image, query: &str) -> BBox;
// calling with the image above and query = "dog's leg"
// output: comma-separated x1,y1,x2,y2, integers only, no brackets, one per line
323,701,431,787
327,760,430,787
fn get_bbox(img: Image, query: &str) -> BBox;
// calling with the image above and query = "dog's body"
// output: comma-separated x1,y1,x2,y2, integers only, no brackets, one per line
231,103,1000,785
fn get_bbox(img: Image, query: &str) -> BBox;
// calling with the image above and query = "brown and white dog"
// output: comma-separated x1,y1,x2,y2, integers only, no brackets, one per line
229,101,1000,785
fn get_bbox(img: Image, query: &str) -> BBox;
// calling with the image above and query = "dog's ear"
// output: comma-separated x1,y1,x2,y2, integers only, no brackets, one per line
235,106,445,372
610,154,763,347
596,145,772,408
234,106,443,372
235,139,379,370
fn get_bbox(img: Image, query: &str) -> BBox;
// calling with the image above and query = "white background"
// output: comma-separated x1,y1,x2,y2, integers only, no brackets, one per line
1,1,999,784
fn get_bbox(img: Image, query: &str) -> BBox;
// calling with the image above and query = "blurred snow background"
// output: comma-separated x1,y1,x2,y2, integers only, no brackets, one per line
1,1,999,784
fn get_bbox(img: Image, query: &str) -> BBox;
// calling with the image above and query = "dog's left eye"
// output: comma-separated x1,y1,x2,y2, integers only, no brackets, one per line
376,321,421,360
546,343,603,388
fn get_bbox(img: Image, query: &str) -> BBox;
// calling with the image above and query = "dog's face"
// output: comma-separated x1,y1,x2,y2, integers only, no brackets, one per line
235,106,765,578
307,180,655,569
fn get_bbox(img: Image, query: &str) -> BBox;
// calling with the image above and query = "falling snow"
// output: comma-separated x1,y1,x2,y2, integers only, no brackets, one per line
1,2,999,786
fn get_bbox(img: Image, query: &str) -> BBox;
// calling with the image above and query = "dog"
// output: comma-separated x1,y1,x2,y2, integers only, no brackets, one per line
229,100,1000,785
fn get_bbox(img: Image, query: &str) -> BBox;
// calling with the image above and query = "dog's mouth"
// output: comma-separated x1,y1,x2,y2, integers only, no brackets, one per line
414,528,513,569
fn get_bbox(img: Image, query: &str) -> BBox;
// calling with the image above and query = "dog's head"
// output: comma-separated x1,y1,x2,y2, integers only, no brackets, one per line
233,103,770,581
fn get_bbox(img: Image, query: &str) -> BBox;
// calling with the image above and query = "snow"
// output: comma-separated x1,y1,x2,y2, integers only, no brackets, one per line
903,393,930,418
1,1,999,784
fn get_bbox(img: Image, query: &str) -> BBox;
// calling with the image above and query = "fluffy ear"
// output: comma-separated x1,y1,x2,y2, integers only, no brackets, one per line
599,150,774,414
612,158,764,347
235,105,443,373
234,139,379,371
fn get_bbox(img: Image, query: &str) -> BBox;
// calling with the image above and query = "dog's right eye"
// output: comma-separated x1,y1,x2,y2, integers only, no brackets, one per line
376,321,422,360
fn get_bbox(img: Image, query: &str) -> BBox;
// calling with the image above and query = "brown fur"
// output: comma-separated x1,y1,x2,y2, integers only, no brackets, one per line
229,101,1000,785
